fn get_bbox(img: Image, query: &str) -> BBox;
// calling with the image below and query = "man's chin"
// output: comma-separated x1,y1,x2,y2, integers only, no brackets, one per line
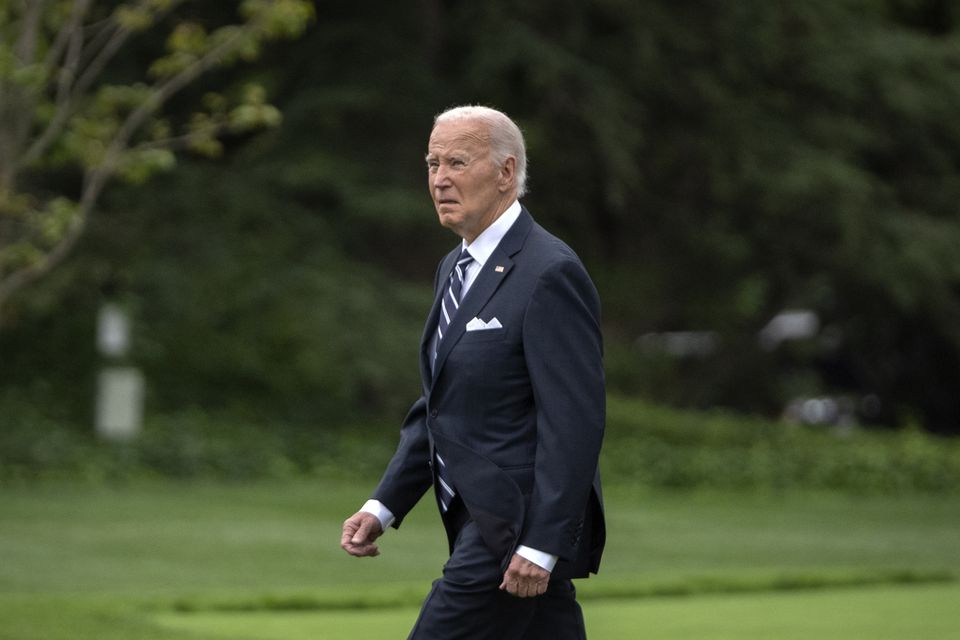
437,211,462,229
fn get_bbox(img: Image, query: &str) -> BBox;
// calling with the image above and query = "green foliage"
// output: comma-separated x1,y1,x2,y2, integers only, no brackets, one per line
113,1,174,32
2,393,957,493
4,0,960,434
604,396,960,493
0,195,78,272
110,162,431,422
0,406,395,484
446,0,960,429
0,0,315,311
241,0,317,39
228,83,282,130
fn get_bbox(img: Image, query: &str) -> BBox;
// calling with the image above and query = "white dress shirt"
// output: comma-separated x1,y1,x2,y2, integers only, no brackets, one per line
457,199,522,297
361,200,558,573
426,199,521,359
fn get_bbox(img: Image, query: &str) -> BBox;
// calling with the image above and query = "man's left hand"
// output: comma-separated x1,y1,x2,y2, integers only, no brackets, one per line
499,553,550,598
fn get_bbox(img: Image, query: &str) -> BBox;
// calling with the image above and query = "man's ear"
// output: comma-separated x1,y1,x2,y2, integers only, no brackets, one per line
498,156,517,192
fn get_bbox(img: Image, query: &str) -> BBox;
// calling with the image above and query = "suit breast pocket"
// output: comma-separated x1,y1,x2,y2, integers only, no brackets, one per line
459,328,507,344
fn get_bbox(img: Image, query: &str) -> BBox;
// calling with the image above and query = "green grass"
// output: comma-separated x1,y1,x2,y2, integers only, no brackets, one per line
1,480,958,639
151,583,960,640
585,583,960,640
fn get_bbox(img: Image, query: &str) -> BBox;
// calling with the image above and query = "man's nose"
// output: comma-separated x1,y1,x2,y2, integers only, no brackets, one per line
433,165,452,186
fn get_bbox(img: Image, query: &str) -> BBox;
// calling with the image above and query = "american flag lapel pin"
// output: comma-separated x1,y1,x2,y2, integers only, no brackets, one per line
495,265,505,273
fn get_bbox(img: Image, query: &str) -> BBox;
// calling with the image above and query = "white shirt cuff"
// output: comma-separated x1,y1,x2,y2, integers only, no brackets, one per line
515,545,558,572
361,501,556,572
361,499,395,532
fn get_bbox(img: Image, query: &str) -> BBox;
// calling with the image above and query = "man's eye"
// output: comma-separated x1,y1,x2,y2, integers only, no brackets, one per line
452,159,466,167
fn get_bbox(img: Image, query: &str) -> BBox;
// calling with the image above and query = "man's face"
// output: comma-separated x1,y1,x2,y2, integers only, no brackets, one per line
426,119,512,243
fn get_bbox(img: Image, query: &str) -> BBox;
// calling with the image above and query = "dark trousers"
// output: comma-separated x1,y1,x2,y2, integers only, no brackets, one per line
408,501,586,639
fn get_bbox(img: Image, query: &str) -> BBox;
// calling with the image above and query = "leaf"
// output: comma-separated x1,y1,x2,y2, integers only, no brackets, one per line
115,148,177,184
113,5,157,32
167,22,208,55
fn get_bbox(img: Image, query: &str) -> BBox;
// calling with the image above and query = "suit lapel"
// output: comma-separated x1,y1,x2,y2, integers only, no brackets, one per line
430,209,533,383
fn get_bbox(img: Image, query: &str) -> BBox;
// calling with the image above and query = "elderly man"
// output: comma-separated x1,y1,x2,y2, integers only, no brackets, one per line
341,105,605,639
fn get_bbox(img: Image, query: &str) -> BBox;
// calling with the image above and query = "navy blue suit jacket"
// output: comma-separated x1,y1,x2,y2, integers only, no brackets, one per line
373,208,605,579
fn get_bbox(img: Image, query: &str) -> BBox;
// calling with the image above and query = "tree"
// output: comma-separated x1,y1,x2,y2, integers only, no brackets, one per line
0,0,314,319
5,0,959,433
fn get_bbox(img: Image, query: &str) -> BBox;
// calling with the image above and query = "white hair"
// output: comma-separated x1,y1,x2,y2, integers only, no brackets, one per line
434,105,529,197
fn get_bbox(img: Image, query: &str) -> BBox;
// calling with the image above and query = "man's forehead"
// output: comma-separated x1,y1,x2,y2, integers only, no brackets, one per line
428,120,489,152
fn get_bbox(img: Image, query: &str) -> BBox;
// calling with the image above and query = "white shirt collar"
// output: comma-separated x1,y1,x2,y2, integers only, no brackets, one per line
462,200,522,267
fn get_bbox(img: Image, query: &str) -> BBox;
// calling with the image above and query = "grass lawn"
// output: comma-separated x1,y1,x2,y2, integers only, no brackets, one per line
1,480,958,639
583,583,960,640
152,583,960,640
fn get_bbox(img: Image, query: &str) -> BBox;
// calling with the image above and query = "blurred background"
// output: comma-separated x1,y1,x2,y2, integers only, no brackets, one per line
5,1,960,448
2,2,959,639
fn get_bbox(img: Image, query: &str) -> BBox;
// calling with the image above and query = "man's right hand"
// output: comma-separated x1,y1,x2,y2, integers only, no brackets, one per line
340,511,383,557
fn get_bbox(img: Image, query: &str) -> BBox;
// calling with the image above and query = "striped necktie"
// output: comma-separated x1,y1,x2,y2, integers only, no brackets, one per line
434,249,473,512
435,249,474,358
436,452,455,512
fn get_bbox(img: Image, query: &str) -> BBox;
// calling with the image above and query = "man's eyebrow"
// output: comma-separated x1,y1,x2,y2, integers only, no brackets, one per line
425,148,473,162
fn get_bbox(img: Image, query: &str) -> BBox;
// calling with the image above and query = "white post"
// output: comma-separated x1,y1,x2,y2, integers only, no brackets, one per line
95,304,144,441
95,367,145,441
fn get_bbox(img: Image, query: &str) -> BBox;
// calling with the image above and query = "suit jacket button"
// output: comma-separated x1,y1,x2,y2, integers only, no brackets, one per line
430,409,438,418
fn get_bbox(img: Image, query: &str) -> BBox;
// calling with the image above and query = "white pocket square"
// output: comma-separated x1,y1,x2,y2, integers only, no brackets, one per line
465,316,503,331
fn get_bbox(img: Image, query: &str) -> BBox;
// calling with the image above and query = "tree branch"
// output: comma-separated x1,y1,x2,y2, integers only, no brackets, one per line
98,18,264,172
0,15,266,309
130,123,226,154
22,0,187,169
25,1,116,168
74,26,134,96
1,0,48,174
0,196,95,313
43,0,92,74
13,0,46,65
75,0,187,96
0,0,314,312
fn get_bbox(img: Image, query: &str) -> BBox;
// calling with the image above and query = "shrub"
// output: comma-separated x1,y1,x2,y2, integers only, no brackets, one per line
602,396,960,493
3,394,957,492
